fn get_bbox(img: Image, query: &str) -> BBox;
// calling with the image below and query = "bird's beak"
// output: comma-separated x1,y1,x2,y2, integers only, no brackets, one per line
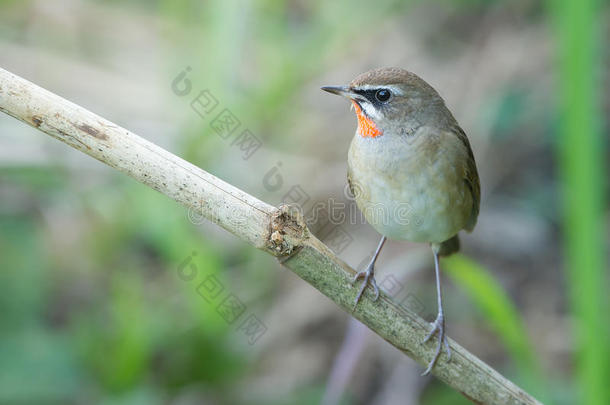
321,85,357,99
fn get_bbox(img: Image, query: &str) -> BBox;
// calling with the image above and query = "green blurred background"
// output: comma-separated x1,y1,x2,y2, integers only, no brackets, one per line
0,0,608,404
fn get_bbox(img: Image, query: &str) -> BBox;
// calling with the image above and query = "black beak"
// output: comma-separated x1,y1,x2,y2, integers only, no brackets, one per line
321,85,355,98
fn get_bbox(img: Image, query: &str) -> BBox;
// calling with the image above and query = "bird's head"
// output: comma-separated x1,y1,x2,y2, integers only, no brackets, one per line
322,67,445,138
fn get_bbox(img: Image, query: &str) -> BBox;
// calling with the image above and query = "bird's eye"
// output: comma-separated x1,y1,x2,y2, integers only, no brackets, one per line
375,89,391,102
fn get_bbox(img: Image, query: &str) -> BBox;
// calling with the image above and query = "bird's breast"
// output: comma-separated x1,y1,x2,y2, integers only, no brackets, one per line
347,128,472,243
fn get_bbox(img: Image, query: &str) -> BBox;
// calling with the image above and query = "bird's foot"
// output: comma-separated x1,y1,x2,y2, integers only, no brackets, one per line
350,263,379,310
421,313,451,376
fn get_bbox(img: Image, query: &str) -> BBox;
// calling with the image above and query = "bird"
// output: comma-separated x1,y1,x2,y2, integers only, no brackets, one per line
321,67,480,375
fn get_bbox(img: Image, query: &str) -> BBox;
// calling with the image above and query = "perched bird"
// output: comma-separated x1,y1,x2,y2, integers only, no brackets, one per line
322,67,480,375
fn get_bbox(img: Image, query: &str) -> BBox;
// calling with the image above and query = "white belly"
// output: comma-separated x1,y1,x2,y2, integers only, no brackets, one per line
348,128,472,243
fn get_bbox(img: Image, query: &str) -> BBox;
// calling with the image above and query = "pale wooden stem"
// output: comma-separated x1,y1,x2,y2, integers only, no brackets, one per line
0,67,542,405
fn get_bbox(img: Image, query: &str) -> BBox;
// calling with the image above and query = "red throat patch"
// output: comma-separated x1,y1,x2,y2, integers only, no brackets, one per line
352,101,382,138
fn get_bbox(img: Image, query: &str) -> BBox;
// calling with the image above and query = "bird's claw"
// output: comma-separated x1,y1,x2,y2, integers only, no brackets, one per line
421,314,451,376
351,265,379,310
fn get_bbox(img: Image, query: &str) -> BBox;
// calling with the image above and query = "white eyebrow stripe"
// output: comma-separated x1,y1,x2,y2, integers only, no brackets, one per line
354,84,405,95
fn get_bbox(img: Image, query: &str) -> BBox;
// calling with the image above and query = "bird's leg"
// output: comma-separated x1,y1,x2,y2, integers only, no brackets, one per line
421,249,451,376
351,236,386,309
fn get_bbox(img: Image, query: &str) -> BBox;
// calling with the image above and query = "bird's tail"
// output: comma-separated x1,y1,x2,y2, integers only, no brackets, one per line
436,234,460,257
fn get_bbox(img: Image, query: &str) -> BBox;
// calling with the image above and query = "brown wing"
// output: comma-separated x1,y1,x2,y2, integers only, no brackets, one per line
451,124,480,232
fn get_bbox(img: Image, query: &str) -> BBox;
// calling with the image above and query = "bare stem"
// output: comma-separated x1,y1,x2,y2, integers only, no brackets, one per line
0,67,542,405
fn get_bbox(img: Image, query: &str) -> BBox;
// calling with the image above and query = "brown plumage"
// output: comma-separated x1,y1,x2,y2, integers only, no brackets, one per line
322,67,480,375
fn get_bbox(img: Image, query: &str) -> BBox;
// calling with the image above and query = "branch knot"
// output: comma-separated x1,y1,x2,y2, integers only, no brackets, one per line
267,204,308,256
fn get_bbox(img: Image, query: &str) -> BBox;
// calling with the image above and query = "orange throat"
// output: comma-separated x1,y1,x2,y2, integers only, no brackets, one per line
352,101,382,138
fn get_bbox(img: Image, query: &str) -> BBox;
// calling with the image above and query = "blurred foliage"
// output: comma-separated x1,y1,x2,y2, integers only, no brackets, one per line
0,167,250,403
0,1,415,403
0,0,608,404
444,255,545,398
550,0,609,404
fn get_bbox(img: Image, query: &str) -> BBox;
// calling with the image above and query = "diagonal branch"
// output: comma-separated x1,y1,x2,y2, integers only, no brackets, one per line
0,67,541,405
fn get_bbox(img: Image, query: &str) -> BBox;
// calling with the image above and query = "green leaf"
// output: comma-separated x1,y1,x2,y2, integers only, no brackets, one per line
444,254,546,399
